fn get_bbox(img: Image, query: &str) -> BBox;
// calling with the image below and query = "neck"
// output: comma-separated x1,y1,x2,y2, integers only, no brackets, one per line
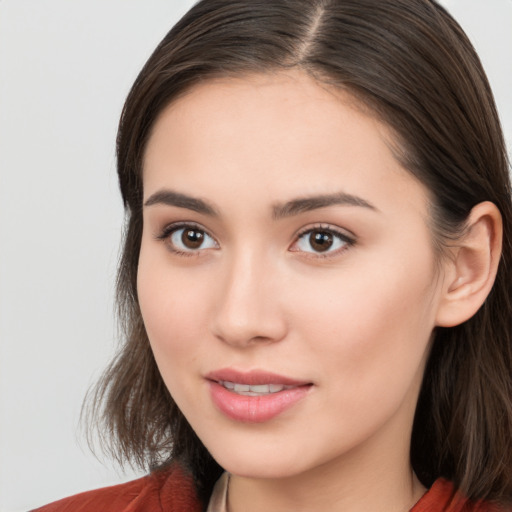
227,454,426,512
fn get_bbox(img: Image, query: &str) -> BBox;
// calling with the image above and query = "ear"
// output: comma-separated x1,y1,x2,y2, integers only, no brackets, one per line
436,201,503,328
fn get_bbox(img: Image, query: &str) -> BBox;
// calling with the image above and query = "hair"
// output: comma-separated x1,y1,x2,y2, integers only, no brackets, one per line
86,0,512,506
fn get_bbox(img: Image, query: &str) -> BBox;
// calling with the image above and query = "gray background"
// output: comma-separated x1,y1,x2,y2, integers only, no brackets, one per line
0,1,510,511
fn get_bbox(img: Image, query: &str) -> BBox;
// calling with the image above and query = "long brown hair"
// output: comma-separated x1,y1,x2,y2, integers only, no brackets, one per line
86,0,512,506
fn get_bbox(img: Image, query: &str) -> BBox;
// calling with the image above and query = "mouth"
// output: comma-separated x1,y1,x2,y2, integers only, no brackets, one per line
206,368,311,391
205,369,313,423
217,381,297,396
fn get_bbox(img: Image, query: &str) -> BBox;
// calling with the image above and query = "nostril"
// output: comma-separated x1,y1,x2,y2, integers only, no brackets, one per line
211,264,288,346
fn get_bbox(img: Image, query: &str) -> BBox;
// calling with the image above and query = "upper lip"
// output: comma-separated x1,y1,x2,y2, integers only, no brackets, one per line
205,368,311,386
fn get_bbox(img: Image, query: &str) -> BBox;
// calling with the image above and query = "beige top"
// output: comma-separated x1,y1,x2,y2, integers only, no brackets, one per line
204,473,478,512
206,472,230,512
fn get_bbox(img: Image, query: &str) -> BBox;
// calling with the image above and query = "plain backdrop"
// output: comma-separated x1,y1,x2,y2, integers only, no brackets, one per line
0,1,510,511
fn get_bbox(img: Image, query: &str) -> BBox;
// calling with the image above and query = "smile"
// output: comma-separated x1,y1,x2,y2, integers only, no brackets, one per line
218,381,296,396
206,369,313,423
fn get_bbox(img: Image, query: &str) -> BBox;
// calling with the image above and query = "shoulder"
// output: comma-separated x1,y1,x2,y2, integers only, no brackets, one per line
32,464,203,512
412,479,506,512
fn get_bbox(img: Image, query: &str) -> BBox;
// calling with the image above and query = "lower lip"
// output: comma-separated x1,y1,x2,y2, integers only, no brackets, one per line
209,381,311,423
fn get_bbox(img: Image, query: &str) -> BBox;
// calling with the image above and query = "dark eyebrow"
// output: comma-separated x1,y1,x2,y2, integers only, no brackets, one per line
144,189,219,217
272,192,377,220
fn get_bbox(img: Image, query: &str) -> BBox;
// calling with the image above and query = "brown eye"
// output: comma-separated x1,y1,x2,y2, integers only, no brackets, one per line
309,231,333,252
182,228,204,249
166,225,218,253
293,227,352,255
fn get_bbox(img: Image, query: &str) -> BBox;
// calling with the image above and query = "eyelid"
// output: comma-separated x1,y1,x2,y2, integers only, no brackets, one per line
155,220,204,239
290,223,356,257
295,223,356,241
154,221,355,258
155,221,219,255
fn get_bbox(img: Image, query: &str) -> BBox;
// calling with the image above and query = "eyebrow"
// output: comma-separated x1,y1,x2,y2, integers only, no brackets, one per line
144,190,219,217
144,188,377,219
272,192,377,220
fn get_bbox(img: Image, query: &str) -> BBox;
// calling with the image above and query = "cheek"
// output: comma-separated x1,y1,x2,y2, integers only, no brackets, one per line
290,251,437,396
137,247,212,368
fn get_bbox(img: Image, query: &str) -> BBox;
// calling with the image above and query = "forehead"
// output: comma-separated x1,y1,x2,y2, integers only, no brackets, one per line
142,71,428,218
147,72,386,152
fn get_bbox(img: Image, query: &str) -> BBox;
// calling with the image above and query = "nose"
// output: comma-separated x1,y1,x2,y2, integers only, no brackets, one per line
211,250,288,348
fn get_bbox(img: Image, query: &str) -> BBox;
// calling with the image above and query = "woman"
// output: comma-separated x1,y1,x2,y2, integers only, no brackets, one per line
35,0,512,510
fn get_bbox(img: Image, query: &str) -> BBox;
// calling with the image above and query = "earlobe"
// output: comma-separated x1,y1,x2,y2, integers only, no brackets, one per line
436,201,502,328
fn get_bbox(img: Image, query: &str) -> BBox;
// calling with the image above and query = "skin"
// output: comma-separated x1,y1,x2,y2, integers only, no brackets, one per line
138,71,456,511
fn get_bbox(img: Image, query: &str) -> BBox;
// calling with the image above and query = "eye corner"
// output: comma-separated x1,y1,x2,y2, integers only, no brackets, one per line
290,224,356,258
155,221,219,256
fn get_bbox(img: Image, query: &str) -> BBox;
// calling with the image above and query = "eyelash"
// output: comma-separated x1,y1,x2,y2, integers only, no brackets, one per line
155,222,356,259
292,224,356,259
155,222,218,257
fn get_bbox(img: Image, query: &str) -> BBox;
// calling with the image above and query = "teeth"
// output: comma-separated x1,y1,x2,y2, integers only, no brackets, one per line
250,384,271,393
220,381,293,396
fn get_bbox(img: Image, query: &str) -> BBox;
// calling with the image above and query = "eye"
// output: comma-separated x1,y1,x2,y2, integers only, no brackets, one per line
157,223,218,254
291,226,354,255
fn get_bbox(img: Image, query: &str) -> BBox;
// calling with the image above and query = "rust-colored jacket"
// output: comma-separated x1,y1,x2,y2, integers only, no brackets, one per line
32,465,203,512
32,466,503,512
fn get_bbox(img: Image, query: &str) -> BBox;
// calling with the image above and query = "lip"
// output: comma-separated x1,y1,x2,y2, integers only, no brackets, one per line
206,368,310,387
206,368,313,423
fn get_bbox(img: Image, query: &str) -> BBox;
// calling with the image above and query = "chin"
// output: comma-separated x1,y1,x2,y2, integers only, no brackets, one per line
203,436,316,480
217,457,304,480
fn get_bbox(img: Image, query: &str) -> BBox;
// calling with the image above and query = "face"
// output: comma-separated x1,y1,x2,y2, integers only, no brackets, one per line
138,72,448,480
